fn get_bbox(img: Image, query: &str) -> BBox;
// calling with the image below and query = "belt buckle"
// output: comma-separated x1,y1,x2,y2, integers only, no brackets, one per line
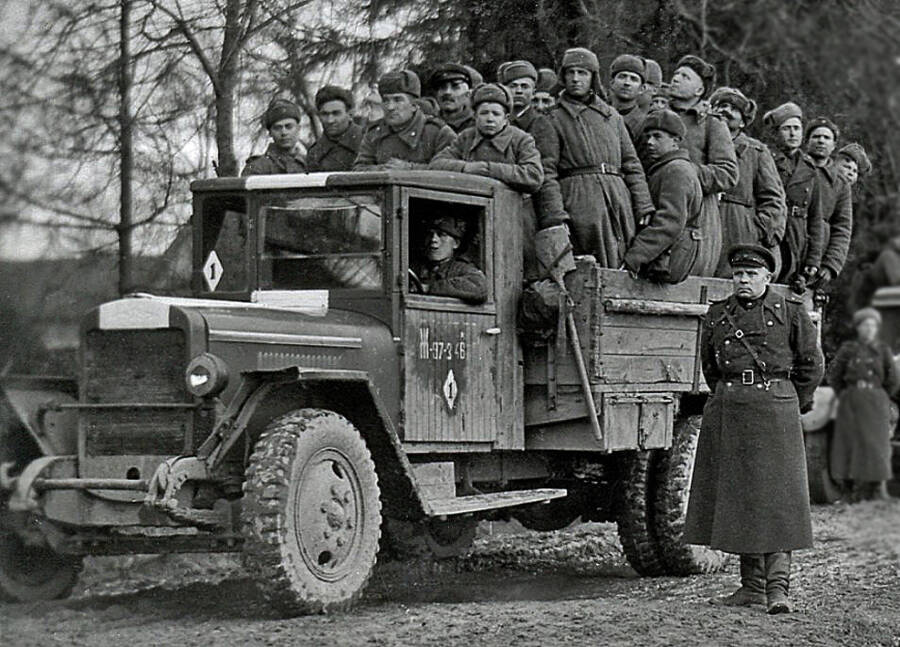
742,369,754,385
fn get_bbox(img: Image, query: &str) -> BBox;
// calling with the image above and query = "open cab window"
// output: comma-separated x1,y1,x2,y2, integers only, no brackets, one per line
258,193,384,291
405,194,492,306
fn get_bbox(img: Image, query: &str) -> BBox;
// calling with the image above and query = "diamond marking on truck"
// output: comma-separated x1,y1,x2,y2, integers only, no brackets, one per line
442,369,458,410
202,251,224,291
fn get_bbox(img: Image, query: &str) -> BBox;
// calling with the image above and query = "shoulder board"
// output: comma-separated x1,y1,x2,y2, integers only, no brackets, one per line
784,294,804,305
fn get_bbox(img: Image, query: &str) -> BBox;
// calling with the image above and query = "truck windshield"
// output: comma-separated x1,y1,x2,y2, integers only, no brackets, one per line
260,193,383,291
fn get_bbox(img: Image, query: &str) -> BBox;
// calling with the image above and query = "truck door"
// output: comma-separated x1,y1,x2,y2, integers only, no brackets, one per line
400,188,499,445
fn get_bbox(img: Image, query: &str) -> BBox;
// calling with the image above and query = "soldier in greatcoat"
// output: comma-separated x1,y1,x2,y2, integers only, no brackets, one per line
307,85,364,172
805,117,853,292
622,109,703,283
684,244,824,615
710,87,787,278
762,102,826,286
242,98,307,176
429,83,544,194
353,70,456,170
828,308,897,502
666,55,739,276
539,47,655,269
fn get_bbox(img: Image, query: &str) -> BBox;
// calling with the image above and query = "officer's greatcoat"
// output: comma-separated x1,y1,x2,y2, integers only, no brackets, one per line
684,288,824,554
428,124,544,194
828,339,898,482
353,109,456,169
307,123,364,172
540,93,655,268
771,149,826,282
714,133,787,278
670,101,739,276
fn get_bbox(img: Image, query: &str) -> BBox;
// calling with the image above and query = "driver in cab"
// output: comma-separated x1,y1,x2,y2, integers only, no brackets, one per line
411,216,487,303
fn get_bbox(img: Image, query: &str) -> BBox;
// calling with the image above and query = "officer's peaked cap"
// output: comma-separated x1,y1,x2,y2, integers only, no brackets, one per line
430,63,472,89
763,102,803,129
727,244,776,272
675,55,716,98
379,70,421,98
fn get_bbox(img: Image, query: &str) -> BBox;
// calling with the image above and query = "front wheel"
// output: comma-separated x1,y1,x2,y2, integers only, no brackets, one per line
0,533,82,602
241,409,382,615
653,415,728,575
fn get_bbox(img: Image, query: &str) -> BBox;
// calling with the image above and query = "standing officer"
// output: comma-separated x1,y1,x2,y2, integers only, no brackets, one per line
685,244,824,615
430,63,476,134
710,87,786,278
307,85,363,172
353,70,456,170
763,102,825,286
242,98,307,176
667,55,739,276
540,47,654,268
805,117,853,292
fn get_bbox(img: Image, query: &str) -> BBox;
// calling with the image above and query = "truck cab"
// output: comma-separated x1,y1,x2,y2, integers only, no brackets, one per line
2,170,785,612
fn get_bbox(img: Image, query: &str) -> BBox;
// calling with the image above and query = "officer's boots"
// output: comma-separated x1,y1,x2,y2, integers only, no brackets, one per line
710,554,766,607
764,551,792,614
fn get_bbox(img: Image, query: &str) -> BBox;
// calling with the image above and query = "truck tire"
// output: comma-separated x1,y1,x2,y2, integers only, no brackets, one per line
653,415,728,575
616,451,665,576
241,409,381,615
804,426,841,504
0,533,82,602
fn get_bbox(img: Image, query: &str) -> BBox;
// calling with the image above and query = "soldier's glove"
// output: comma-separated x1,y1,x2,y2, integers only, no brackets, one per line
790,275,807,295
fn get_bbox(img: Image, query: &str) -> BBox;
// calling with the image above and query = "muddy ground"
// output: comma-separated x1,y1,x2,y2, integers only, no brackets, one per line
3,499,899,647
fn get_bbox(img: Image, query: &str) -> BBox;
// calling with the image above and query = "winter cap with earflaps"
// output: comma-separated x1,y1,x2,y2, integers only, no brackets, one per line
675,55,716,98
499,60,538,84
804,116,840,142
763,102,803,129
643,108,686,139
837,142,872,175
263,98,302,129
709,86,758,125
610,54,646,82
472,83,513,113
853,307,881,327
314,85,354,111
378,70,422,98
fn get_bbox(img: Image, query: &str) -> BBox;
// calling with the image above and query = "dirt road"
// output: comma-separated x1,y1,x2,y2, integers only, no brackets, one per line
4,500,899,647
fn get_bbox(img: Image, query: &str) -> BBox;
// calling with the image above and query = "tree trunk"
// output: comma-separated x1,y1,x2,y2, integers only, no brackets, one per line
118,0,134,295
214,0,241,177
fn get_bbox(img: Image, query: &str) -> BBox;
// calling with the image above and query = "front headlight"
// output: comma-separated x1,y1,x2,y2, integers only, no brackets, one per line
185,353,229,397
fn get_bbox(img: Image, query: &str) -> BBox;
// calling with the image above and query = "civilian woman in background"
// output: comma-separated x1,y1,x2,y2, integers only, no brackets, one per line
829,308,898,501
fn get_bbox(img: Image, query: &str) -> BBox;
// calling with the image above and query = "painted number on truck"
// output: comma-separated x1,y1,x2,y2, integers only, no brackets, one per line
203,251,224,291
418,327,467,361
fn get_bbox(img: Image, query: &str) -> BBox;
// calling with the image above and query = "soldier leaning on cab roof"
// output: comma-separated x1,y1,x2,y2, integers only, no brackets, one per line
241,98,307,176
539,47,654,269
353,70,456,170
763,102,826,286
621,109,703,283
710,87,787,279
685,244,824,616
666,55,739,277
429,83,544,194
804,117,853,291
307,85,363,172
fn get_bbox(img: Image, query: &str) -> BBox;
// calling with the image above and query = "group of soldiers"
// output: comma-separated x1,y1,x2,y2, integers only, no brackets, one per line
243,48,871,295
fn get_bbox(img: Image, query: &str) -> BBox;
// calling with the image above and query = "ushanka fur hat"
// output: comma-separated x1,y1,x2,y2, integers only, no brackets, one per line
675,55,716,98
709,86,758,125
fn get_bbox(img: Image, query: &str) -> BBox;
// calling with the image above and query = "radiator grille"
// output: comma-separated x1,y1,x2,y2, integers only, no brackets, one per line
82,329,190,456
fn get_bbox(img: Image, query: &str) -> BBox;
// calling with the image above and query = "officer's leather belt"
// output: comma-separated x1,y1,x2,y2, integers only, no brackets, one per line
720,195,753,208
722,369,791,385
559,164,621,179
788,205,808,218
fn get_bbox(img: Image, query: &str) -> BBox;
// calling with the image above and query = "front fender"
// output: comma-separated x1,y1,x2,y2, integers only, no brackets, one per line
1,375,78,456
801,386,837,432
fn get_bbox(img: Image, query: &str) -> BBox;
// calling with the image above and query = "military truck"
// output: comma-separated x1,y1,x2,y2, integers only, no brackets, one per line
1,171,806,612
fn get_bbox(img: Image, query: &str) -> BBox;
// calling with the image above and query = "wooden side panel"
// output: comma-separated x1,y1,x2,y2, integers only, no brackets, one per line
403,309,497,442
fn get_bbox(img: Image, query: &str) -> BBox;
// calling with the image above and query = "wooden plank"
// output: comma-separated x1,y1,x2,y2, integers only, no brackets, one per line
601,354,695,385
524,385,592,426
602,312,699,331
427,488,567,516
602,326,697,356
599,268,724,303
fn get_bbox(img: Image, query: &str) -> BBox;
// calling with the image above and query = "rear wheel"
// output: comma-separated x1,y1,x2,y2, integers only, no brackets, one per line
0,533,82,602
616,451,665,576
804,425,842,504
653,415,728,575
241,409,381,615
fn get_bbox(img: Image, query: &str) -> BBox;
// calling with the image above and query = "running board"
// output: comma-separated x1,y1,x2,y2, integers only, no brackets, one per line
426,488,567,517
